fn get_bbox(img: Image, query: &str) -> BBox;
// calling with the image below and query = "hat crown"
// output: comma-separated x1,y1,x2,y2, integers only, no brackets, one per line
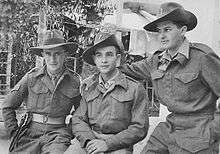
158,2,184,18
43,29,65,46
94,32,113,45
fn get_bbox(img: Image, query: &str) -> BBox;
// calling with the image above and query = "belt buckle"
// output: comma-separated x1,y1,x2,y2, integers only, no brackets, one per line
43,115,48,123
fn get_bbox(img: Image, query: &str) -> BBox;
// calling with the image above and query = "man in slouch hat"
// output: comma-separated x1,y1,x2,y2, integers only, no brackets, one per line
65,32,149,154
120,2,220,154
2,29,81,153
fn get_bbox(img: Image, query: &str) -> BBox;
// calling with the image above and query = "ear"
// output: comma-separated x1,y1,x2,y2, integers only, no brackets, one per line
116,54,121,67
180,26,187,36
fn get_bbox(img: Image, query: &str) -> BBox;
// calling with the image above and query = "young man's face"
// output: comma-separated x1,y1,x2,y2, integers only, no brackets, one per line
156,21,186,51
42,46,66,74
93,46,121,76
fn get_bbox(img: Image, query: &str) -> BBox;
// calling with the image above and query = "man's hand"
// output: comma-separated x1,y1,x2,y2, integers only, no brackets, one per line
86,139,108,154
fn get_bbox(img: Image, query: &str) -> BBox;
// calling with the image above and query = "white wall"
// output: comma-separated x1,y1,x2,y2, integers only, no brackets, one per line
148,0,220,55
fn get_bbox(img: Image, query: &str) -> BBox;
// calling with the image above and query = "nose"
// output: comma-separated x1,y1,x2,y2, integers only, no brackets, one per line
158,32,166,40
101,56,107,63
50,54,56,63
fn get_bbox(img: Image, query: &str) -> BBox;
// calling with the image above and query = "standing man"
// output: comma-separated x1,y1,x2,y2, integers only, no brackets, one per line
121,2,220,154
66,32,149,154
2,29,81,153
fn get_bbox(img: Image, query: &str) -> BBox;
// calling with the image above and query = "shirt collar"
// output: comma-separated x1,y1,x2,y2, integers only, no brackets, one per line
99,69,119,88
159,38,190,65
98,69,128,90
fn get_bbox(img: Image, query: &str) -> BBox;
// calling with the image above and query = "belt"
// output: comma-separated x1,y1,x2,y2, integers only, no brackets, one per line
32,113,65,124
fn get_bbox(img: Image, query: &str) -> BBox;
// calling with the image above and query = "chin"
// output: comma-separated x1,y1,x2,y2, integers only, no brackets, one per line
99,70,110,74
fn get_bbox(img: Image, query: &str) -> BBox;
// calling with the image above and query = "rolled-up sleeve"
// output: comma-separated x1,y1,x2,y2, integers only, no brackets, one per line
2,74,28,137
104,83,149,151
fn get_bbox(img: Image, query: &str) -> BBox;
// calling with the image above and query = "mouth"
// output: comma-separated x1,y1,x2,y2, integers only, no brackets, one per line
49,64,57,66
100,65,109,69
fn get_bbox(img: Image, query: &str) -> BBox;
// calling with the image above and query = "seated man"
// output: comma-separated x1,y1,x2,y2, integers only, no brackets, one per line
66,32,149,154
2,29,81,154
120,2,220,154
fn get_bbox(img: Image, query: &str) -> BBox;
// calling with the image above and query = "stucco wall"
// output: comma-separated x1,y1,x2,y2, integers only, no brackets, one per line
125,0,220,55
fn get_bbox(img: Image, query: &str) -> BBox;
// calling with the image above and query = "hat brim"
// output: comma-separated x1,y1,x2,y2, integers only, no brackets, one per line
144,8,197,32
29,42,78,57
82,35,122,66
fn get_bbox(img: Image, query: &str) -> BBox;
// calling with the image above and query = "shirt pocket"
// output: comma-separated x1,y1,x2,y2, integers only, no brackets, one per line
84,90,100,118
173,72,199,99
175,129,210,153
29,82,49,109
110,92,133,121
174,72,198,84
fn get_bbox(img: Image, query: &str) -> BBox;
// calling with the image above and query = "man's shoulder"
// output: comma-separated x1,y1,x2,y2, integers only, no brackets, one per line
122,73,143,90
25,67,43,78
190,43,215,55
81,74,98,92
66,68,81,80
124,74,139,84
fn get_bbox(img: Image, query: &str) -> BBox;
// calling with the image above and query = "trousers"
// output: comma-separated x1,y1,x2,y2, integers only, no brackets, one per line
64,131,132,154
10,121,73,154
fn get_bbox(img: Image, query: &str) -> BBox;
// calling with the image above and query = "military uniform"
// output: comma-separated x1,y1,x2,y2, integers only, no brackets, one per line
2,66,81,154
121,39,220,153
69,70,149,153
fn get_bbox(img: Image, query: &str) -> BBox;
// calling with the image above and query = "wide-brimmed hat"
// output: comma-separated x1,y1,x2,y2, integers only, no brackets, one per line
82,32,124,66
29,29,78,57
144,2,197,32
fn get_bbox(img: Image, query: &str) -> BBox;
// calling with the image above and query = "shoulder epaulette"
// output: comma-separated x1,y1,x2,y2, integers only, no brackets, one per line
67,68,82,81
27,67,39,74
190,43,215,54
81,74,97,92
125,75,138,83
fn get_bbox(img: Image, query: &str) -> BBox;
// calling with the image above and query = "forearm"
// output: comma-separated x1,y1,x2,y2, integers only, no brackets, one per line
2,108,18,137
72,116,96,147
120,59,151,81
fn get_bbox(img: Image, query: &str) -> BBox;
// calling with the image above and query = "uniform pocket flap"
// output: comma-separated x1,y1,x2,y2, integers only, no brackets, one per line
31,83,48,94
110,91,133,102
174,72,198,83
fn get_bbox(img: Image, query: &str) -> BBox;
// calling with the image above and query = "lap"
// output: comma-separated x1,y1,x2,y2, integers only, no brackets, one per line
65,138,132,154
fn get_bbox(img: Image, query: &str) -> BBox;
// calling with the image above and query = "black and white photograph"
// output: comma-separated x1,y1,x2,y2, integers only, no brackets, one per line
0,0,220,153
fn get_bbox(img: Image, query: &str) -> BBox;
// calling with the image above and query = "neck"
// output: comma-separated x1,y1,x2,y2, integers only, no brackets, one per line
101,69,118,83
168,38,184,57
47,67,64,76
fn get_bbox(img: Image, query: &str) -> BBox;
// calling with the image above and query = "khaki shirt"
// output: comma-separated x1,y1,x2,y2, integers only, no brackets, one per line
72,71,149,152
121,40,220,152
2,66,81,136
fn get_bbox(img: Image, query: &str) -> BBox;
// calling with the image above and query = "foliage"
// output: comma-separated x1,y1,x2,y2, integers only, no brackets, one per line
0,0,138,82
0,0,118,86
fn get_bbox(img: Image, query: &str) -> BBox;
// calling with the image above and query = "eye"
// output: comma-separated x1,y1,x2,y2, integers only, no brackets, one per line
164,27,172,32
106,52,114,57
95,52,102,58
